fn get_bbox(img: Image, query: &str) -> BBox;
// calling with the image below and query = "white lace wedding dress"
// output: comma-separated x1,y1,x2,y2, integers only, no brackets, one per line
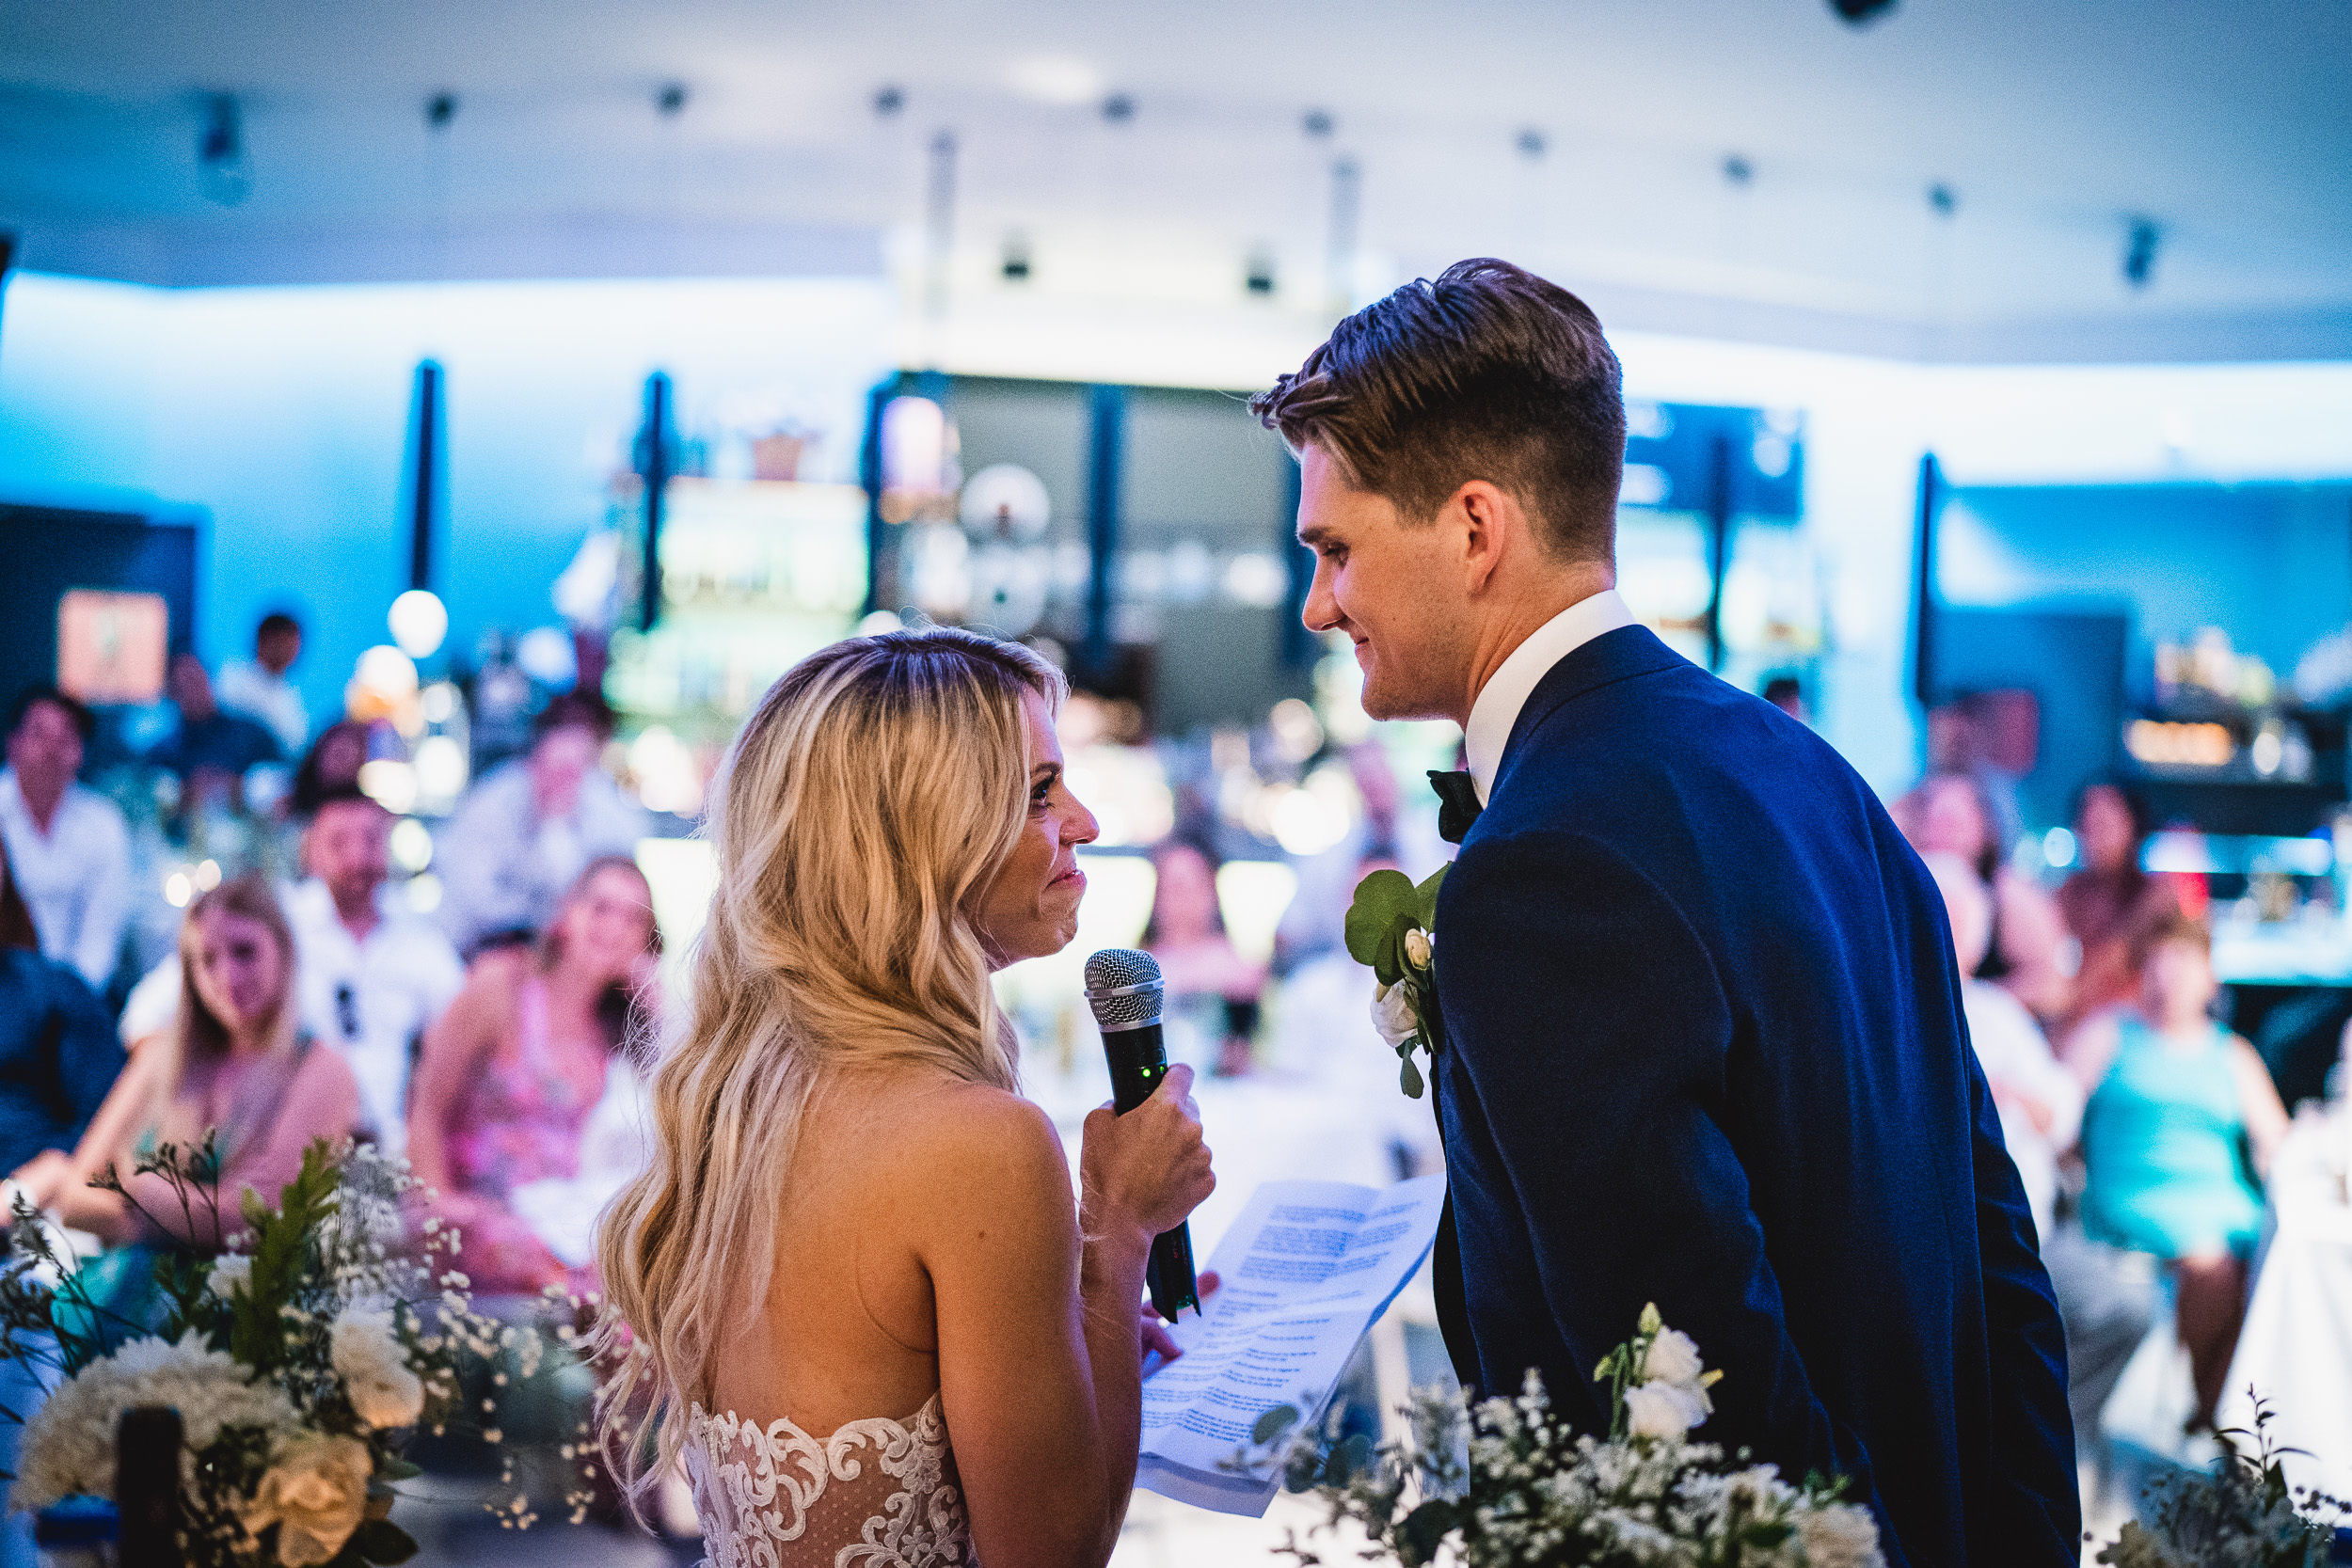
684,1392,977,1567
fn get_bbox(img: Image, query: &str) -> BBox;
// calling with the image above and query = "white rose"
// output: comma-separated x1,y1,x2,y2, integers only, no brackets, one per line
1623,1380,1708,1441
1642,1327,1705,1390
1371,982,1419,1049
329,1307,424,1430
208,1253,252,1300
243,1433,370,1568
1403,928,1432,970
1798,1503,1883,1568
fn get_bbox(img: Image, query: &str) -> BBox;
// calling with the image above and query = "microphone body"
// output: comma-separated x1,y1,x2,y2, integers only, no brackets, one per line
1083,950,1200,1321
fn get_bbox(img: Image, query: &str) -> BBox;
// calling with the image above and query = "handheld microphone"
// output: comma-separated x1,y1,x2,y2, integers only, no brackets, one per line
1083,948,1200,1321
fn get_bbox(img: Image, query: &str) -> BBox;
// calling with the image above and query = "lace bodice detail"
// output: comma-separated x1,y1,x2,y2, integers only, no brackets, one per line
684,1393,975,1568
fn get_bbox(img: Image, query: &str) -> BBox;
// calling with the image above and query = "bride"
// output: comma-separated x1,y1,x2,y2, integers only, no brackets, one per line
597,627,1216,1567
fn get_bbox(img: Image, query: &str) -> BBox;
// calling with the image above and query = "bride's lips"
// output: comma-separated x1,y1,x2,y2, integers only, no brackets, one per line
1050,863,1087,892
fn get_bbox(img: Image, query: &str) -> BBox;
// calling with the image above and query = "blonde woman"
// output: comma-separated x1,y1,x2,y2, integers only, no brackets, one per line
597,629,1214,1567
16,872,361,1252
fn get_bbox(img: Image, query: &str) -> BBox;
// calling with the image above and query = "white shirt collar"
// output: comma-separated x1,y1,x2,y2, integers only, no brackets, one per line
1462,588,1636,804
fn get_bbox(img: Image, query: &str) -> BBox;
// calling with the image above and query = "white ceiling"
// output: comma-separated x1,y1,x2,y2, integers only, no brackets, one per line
5,0,2350,361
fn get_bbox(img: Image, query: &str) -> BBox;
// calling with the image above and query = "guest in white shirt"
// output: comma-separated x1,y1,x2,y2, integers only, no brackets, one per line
215,611,310,757
0,686,132,990
435,693,647,955
290,788,465,1153
1922,852,2083,1238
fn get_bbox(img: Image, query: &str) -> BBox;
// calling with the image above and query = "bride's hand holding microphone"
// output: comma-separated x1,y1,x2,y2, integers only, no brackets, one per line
1080,1061,1216,1362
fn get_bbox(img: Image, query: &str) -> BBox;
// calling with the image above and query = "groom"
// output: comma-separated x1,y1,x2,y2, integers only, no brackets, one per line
1255,261,2076,1566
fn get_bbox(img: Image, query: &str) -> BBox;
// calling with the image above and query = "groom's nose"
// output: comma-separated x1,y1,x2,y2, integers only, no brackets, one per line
1301,565,1343,634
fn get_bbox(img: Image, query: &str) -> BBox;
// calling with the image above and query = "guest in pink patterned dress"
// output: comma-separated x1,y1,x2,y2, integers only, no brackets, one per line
407,856,660,1298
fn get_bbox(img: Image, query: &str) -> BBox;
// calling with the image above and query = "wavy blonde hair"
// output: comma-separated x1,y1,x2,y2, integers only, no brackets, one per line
594,627,1064,1496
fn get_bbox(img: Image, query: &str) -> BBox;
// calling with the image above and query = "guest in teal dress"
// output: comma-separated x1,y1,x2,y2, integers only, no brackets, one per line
2070,907,2289,1426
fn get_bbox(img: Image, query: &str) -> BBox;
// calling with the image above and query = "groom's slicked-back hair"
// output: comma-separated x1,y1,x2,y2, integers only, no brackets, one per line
1251,258,1625,562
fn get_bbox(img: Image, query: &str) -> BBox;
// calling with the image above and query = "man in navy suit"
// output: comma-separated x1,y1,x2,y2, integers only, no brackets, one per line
1254,260,2076,1567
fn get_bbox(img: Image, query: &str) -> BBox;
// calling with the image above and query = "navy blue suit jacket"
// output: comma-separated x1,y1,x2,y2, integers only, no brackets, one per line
1431,625,2077,1568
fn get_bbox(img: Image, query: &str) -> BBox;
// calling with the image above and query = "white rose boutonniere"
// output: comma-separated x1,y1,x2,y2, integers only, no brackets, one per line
1623,1380,1708,1441
243,1432,372,1567
330,1306,425,1431
1642,1326,1707,1391
1344,866,1448,1098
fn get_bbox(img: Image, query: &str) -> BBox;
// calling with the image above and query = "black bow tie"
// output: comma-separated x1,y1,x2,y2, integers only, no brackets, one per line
1428,769,1484,845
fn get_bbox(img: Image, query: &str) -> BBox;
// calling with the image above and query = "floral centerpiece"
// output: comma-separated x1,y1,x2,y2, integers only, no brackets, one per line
1251,1303,1884,1568
1347,866,1448,1098
0,1137,585,1566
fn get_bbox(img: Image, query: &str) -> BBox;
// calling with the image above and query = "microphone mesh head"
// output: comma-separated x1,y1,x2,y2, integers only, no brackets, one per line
1083,948,1164,1029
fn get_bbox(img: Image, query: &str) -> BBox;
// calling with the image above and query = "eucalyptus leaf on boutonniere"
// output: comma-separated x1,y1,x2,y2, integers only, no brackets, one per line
1345,865,1447,1098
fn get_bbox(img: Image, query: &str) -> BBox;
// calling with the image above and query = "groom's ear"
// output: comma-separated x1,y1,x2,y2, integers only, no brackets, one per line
1452,479,1522,594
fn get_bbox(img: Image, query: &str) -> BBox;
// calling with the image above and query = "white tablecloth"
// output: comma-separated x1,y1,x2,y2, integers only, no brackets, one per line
2217,1107,2352,1497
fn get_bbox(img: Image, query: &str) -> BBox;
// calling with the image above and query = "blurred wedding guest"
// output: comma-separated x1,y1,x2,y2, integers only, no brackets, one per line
1924,850,2153,1473
0,843,124,1179
435,693,648,955
288,720,371,819
148,653,283,815
1921,853,2081,1237
15,873,361,1252
1275,740,1445,969
1761,674,1808,724
2068,908,2290,1428
0,685,132,989
287,789,465,1154
407,855,660,1296
2058,781,2185,1033
1896,771,2074,1026
1144,837,1263,1077
215,611,310,757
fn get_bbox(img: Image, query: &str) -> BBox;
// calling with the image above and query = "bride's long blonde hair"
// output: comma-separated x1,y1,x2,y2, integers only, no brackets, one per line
594,627,1064,1496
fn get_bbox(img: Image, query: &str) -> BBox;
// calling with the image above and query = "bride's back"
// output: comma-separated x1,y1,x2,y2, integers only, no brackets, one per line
706,1066,1019,1434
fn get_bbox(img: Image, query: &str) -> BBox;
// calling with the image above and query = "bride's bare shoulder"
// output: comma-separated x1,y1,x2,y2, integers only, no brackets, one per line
884,1079,1071,1196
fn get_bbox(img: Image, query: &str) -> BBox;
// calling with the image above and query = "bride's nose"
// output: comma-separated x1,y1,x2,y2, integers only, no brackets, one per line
1059,795,1101,847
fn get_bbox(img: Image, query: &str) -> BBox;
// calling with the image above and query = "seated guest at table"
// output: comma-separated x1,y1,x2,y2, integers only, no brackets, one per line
148,654,284,817
16,873,361,1251
407,855,660,1296
1921,853,2082,1238
1896,770,2075,1027
1275,742,1443,971
1144,836,1264,1077
215,610,310,758
0,843,125,1181
0,685,133,990
2071,908,2291,1427
289,788,466,1154
288,720,372,819
2058,780,2186,1037
435,693,648,956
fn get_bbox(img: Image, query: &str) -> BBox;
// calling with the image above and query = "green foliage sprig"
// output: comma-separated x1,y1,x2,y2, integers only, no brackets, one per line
1345,865,1447,1098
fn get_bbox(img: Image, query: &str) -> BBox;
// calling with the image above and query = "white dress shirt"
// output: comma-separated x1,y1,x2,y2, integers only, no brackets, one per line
0,770,133,988
1462,588,1637,805
434,761,649,951
284,879,465,1154
215,659,310,755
